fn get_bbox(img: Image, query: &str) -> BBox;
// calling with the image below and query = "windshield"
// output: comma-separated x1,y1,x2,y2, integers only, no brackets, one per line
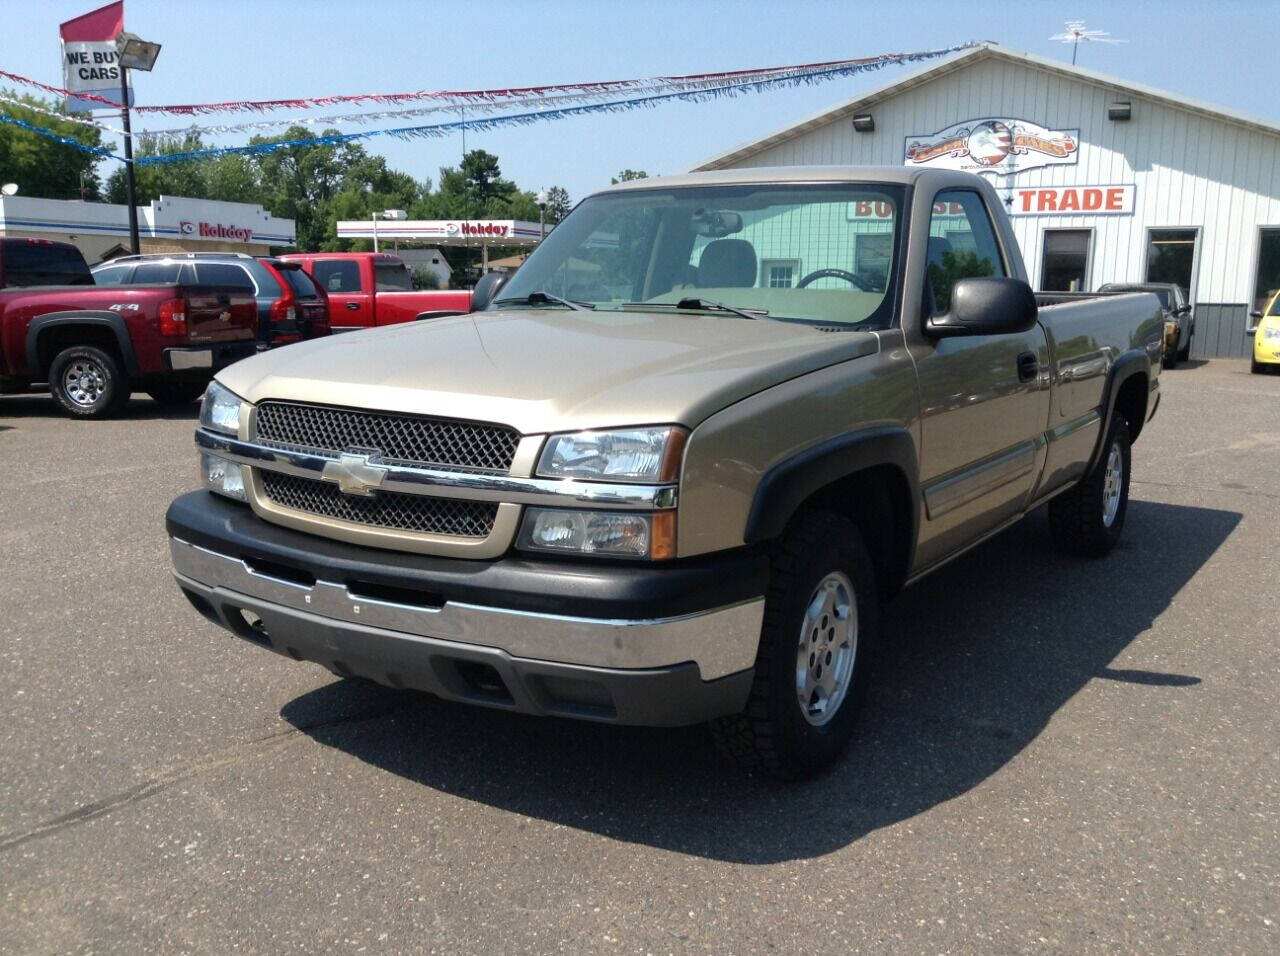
495,183,904,327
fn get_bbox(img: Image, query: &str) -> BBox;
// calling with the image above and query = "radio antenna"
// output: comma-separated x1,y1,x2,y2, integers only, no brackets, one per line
1050,20,1126,66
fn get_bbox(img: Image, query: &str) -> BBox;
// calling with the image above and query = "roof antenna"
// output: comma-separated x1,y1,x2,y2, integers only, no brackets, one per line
1050,20,1126,66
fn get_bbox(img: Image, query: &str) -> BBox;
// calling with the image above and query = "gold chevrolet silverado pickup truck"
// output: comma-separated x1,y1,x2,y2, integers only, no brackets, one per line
166,166,1163,778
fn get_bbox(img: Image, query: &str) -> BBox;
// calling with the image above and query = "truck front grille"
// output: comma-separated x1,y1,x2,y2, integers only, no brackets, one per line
254,401,519,474
260,471,498,538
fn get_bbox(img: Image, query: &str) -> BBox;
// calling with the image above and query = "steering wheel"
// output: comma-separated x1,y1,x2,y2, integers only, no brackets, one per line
795,268,869,291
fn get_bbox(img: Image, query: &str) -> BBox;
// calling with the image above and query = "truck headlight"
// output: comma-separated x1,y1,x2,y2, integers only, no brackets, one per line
517,508,675,560
1262,326,1280,340
199,380,245,436
537,426,687,483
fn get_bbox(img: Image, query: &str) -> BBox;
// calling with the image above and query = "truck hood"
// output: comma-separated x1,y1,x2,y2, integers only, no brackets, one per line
217,309,879,434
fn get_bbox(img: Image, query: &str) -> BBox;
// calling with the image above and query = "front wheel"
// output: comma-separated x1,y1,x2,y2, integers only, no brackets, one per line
710,511,879,779
1048,416,1132,557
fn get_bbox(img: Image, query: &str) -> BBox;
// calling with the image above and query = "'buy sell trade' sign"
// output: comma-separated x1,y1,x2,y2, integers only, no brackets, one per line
1008,185,1136,216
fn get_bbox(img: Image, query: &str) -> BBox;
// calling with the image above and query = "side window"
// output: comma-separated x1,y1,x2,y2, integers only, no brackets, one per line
311,260,362,293
926,190,1006,313
93,266,130,285
132,262,192,284
196,263,255,291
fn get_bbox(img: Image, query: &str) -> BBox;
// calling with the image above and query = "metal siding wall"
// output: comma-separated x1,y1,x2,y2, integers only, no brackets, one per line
725,57,1280,356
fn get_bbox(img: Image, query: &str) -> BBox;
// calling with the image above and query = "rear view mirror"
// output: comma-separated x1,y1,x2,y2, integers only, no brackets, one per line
690,208,743,238
926,277,1038,337
470,271,509,312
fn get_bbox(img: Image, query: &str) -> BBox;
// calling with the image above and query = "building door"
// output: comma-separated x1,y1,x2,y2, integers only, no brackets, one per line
1252,228,1280,318
1040,229,1092,291
1145,228,1199,299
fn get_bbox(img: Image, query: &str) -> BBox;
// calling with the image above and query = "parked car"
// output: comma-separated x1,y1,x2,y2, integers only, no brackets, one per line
0,237,95,289
1249,289,1280,373
168,166,1163,778
93,253,331,347
1097,282,1193,367
279,252,472,331
1,241,258,417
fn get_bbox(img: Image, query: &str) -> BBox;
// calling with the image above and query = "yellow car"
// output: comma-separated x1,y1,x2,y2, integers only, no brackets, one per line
1252,290,1280,374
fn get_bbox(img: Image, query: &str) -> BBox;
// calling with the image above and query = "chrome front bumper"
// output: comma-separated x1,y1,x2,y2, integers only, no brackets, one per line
170,536,763,725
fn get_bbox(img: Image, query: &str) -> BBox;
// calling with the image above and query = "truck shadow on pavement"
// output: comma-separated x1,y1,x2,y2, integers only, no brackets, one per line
281,499,1239,864
0,394,200,421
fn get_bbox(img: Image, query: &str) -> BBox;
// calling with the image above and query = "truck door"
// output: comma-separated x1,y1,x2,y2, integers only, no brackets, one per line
309,259,370,331
910,189,1052,569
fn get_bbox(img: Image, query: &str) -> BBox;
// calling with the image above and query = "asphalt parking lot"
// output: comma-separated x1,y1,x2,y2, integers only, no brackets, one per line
2,359,1277,953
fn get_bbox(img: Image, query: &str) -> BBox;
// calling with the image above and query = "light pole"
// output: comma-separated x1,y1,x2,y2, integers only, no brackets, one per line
371,209,407,253
536,190,548,240
114,32,162,255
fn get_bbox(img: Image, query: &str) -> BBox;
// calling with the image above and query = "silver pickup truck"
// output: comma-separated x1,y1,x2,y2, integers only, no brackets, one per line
167,166,1162,778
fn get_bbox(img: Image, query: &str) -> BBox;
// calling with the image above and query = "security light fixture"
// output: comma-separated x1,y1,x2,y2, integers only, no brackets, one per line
1,183,17,196
1108,101,1132,121
852,113,875,133
114,32,162,71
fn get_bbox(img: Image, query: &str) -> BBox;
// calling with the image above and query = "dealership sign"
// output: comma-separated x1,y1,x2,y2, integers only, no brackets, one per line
905,118,1078,176
445,221,511,238
59,1,131,114
1009,185,1135,216
184,220,255,241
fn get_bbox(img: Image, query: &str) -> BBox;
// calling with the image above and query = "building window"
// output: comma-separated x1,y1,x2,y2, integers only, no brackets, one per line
1040,229,1092,292
761,259,799,288
1252,228,1280,321
1145,228,1198,298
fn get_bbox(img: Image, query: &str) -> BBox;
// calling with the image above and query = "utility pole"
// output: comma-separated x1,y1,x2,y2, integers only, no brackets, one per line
119,65,139,254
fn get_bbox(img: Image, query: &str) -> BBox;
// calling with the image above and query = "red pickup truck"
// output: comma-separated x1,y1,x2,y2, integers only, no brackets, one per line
279,252,472,331
0,238,258,418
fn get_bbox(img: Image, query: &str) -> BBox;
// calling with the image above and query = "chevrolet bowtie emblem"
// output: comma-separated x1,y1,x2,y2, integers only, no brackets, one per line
320,452,388,497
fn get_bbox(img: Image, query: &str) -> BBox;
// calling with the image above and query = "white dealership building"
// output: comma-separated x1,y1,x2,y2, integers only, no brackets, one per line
0,194,296,262
695,43,1280,358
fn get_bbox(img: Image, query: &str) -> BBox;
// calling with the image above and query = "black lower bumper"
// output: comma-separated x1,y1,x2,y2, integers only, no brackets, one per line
166,492,769,726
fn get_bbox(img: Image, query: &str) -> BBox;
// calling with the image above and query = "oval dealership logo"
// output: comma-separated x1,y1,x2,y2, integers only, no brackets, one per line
179,220,195,235
445,222,461,236
966,121,1013,167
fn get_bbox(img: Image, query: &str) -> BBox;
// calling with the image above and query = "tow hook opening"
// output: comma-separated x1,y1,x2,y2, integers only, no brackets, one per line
453,660,514,704
229,607,272,647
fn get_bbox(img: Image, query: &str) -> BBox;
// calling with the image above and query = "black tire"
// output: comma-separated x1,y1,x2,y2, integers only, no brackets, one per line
1162,348,1178,370
147,380,206,406
1049,416,1132,558
1177,338,1191,363
1252,357,1267,374
48,345,130,419
709,511,879,780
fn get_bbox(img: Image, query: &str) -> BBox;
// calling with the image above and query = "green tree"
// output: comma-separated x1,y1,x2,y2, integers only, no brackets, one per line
0,90,104,199
611,169,649,184
105,131,210,204
543,185,571,223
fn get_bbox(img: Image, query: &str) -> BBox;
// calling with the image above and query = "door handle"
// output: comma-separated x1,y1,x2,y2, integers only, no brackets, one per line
345,302,360,311
1017,351,1039,382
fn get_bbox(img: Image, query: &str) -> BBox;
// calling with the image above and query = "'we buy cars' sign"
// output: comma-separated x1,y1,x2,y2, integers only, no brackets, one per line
59,1,131,114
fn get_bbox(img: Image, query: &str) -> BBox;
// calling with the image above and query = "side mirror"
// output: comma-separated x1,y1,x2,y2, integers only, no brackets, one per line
1250,310,1263,320
470,272,509,312
1176,304,1191,316
926,277,1038,337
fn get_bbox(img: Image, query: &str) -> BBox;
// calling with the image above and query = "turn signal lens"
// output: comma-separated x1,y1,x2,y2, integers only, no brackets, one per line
200,452,247,501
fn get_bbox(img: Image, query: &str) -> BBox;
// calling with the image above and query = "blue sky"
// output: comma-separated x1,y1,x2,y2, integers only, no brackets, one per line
5,0,1278,202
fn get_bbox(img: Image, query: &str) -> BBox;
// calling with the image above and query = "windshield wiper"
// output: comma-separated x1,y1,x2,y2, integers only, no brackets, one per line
624,297,767,321
494,290,595,311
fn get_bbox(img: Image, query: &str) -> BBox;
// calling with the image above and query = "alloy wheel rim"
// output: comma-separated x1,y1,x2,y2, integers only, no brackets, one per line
63,360,106,407
1102,441,1123,527
795,571,858,727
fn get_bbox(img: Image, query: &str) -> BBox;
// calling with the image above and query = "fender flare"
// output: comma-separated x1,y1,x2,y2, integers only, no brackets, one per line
25,311,139,377
1087,349,1150,472
744,426,920,554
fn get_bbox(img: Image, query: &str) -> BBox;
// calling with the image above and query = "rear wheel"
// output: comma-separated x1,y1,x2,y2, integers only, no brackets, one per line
147,380,206,406
1162,348,1178,370
1252,357,1267,374
1177,336,1192,363
1049,416,1131,557
48,345,129,419
710,511,879,779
